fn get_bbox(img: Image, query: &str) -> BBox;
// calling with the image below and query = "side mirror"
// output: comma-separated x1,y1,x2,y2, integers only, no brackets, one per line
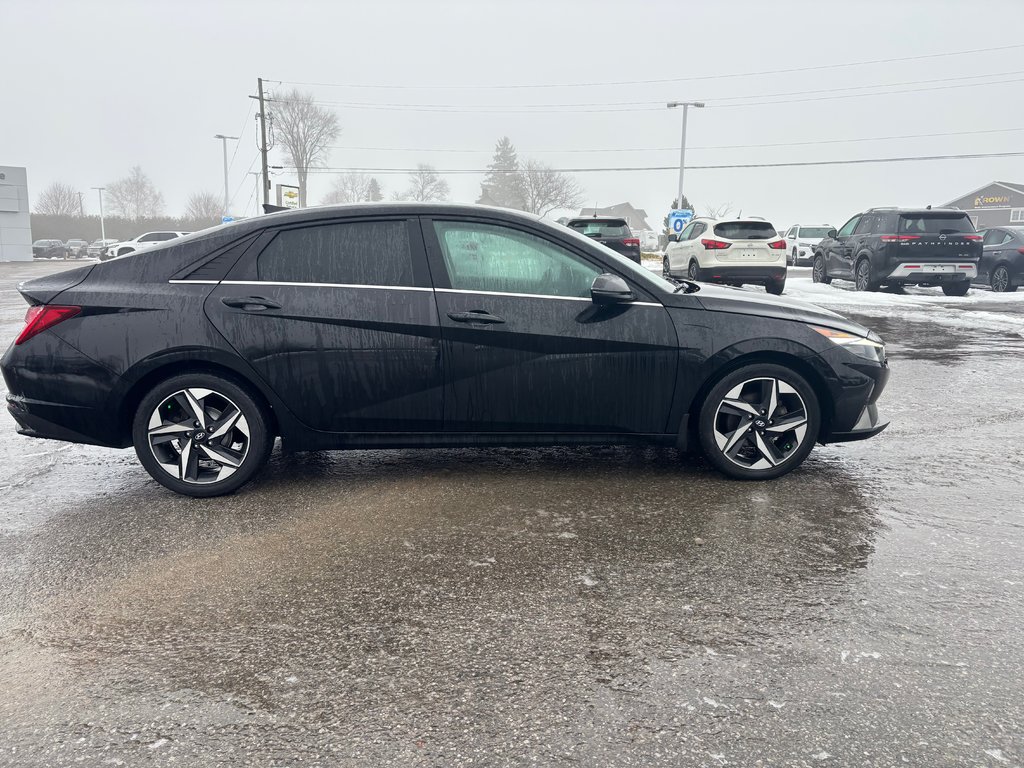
827,229,838,239
591,273,634,305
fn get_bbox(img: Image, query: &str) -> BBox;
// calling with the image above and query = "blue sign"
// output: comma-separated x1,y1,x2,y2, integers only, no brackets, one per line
668,209,694,234
221,215,234,224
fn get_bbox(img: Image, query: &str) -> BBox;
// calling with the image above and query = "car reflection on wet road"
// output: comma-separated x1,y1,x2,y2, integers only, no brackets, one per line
1,262,1022,766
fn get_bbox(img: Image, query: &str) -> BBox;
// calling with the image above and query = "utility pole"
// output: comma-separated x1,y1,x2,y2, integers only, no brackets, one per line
667,101,705,209
213,133,239,216
76,191,85,217
256,77,271,209
91,187,105,241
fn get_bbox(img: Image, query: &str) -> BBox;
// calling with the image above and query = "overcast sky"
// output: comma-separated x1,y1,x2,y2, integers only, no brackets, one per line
4,0,1023,231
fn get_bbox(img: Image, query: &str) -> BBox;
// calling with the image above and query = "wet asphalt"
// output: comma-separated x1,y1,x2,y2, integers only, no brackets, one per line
1,261,1022,767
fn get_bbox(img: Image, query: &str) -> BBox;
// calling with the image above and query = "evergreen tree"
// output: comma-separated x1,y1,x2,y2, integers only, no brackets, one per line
367,177,383,201
478,136,525,210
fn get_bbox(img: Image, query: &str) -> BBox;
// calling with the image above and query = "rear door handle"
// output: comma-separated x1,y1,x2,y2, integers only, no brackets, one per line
221,296,282,311
447,310,505,325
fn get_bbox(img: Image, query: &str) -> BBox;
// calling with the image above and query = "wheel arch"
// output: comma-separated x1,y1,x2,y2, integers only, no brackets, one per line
686,351,834,443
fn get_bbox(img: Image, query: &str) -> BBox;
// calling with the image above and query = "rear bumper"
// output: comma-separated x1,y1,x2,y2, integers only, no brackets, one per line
886,262,976,283
696,265,786,284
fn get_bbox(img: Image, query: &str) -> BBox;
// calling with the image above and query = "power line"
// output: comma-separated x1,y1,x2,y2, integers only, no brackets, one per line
324,127,1024,155
226,100,255,177
285,150,1024,175
268,42,1024,90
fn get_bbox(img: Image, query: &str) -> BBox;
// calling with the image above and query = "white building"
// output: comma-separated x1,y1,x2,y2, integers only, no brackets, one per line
0,166,32,261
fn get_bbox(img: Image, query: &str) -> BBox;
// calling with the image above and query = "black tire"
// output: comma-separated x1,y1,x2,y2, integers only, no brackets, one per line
662,255,671,278
687,261,700,280
698,363,820,480
790,247,798,266
765,279,785,295
812,254,831,284
991,264,1017,293
132,372,273,497
854,258,879,292
941,281,970,297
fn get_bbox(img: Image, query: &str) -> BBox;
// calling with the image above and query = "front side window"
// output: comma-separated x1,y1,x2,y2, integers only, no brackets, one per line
433,221,601,298
837,216,861,238
258,220,414,286
677,222,696,241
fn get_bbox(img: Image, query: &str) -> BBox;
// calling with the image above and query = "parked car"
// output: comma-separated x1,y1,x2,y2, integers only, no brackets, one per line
87,239,120,259
64,239,89,259
813,208,982,296
2,204,890,497
31,240,66,259
564,217,641,263
975,226,1024,292
663,217,788,295
101,231,191,261
783,225,833,266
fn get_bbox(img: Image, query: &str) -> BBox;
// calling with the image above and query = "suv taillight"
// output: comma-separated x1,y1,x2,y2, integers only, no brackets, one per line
622,238,640,247
767,239,786,249
14,305,81,346
701,238,731,250
880,235,921,242
962,234,983,241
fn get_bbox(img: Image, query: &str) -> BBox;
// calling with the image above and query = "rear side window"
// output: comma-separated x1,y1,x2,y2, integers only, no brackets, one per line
713,221,777,240
899,214,975,235
567,219,630,238
258,220,414,286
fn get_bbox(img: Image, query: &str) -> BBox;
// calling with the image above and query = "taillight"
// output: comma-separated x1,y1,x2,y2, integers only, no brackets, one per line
701,238,731,250
622,238,640,247
963,234,983,241
1018,247,1024,255
767,239,786,250
880,235,921,242
14,305,81,346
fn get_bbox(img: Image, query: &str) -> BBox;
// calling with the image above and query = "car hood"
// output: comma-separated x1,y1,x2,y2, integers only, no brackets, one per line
691,284,872,336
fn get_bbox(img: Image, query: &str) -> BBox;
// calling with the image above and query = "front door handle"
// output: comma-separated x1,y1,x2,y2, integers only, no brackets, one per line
447,310,506,325
221,296,282,311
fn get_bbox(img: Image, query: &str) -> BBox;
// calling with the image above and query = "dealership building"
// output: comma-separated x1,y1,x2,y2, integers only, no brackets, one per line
0,166,32,261
944,181,1024,229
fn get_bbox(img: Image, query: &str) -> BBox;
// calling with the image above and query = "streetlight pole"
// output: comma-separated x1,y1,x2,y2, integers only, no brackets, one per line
91,187,105,242
214,134,239,217
667,101,704,210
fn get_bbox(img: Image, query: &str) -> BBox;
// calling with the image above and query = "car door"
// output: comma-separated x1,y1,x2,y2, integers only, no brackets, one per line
667,221,696,272
422,216,678,435
828,215,861,277
203,216,444,433
785,226,798,261
979,228,1009,282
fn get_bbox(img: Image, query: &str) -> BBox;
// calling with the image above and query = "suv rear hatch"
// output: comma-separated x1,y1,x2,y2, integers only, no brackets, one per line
566,218,641,262
890,213,982,269
709,221,784,262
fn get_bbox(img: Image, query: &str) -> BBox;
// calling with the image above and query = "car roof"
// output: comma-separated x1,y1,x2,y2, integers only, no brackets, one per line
865,207,968,215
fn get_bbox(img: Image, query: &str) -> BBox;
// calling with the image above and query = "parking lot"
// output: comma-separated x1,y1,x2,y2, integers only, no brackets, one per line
1,260,1022,766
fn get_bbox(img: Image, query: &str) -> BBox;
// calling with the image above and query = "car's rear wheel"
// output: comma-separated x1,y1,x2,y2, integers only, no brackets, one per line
812,254,831,284
688,261,700,280
855,258,879,292
765,278,785,295
991,265,1016,293
662,255,671,278
132,373,273,497
790,247,798,266
698,364,820,480
941,281,970,297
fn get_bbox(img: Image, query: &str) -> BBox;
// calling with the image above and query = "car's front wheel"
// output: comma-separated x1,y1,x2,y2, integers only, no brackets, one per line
812,254,831,284
662,255,672,278
698,364,820,480
132,373,274,497
941,281,970,297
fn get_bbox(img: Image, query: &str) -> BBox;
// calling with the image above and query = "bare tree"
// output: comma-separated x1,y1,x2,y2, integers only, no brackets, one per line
401,164,450,202
703,202,735,219
184,191,222,222
271,88,341,207
35,182,82,216
519,160,585,217
321,172,374,205
106,166,165,220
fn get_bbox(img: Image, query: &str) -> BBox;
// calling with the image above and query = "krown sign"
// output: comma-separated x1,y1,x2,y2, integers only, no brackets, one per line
973,194,1011,207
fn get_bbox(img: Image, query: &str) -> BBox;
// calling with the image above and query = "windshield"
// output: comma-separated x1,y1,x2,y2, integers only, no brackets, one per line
567,219,630,238
798,227,831,239
899,214,975,234
714,221,778,240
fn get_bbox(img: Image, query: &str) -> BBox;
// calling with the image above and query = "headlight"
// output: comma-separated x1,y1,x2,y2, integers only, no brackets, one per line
809,325,886,363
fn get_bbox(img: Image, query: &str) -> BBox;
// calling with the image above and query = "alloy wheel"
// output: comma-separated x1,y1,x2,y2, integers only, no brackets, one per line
663,256,671,277
813,257,825,283
712,377,809,470
992,265,1010,293
688,262,699,280
147,388,251,484
856,260,871,291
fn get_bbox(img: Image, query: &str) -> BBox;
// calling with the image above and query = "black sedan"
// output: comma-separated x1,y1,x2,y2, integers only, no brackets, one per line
976,226,1024,292
2,204,890,497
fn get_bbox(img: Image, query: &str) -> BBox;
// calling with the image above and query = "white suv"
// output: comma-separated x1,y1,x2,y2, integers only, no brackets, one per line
100,231,190,261
663,217,788,294
783,224,833,267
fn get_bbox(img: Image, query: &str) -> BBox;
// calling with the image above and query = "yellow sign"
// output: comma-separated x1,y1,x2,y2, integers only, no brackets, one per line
973,194,1010,208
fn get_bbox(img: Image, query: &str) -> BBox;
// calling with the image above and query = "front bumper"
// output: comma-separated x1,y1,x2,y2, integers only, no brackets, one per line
695,264,786,284
815,345,891,444
826,402,889,442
